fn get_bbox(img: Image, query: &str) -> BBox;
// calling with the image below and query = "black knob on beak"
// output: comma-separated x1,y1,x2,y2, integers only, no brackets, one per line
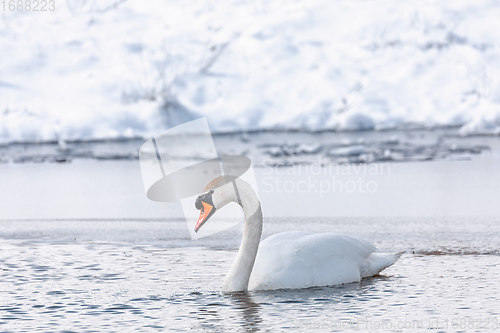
195,197,202,210
195,189,214,210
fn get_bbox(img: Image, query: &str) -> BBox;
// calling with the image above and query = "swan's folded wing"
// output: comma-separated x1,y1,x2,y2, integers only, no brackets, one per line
249,232,377,290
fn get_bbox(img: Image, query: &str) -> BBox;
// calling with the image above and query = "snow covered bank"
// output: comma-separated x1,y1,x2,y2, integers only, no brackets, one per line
1,0,500,143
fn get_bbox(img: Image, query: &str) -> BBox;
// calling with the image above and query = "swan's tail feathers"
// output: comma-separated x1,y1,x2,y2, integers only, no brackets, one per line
393,251,405,261
360,251,404,278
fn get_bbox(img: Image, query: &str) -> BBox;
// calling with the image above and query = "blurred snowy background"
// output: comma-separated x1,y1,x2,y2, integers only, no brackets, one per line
2,0,500,145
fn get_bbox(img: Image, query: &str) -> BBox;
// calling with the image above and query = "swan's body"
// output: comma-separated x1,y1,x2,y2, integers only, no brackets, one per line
249,231,400,290
194,176,402,292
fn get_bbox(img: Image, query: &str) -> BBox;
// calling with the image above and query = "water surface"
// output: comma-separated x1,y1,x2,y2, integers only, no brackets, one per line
1,217,499,332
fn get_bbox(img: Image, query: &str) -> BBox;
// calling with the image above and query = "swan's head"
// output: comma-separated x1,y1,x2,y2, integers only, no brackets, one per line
194,175,240,233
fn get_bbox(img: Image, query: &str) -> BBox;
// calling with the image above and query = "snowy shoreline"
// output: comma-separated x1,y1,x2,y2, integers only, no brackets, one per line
2,0,500,144
0,128,496,164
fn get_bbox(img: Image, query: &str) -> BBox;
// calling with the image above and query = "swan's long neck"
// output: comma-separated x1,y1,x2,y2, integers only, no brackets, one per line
221,183,263,292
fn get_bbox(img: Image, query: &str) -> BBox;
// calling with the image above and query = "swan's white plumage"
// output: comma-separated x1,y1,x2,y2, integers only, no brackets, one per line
248,231,400,290
197,176,402,292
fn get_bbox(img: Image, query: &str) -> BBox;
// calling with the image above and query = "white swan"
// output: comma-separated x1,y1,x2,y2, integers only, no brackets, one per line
194,176,402,292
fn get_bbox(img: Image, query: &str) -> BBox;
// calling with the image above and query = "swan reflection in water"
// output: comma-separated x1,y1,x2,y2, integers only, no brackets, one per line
193,276,392,332
229,292,262,332
194,292,262,332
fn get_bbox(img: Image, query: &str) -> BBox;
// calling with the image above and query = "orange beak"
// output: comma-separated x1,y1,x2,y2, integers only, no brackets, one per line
194,201,215,233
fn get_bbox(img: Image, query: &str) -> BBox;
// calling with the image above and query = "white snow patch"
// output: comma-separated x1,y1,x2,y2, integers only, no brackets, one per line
2,0,500,143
